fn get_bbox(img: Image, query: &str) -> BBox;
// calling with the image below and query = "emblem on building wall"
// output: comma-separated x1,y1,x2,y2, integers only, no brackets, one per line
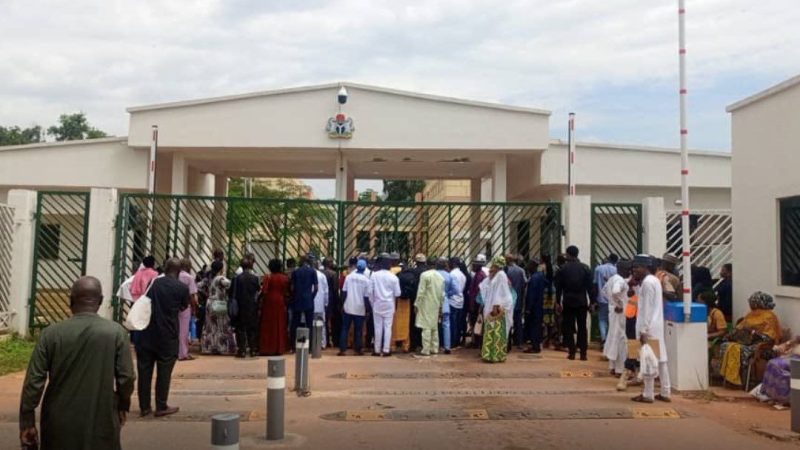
326,113,354,139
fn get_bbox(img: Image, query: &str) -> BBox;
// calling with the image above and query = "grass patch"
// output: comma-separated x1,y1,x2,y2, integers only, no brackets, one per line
0,335,36,376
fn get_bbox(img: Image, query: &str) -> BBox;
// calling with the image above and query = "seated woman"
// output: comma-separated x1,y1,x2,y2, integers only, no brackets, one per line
718,291,781,387
757,337,799,405
700,290,727,340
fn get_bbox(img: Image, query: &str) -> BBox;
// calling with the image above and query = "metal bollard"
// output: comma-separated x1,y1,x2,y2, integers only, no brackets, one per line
267,357,285,441
311,315,324,359
792,359,800,433
211,413,240,450
294,327,310,396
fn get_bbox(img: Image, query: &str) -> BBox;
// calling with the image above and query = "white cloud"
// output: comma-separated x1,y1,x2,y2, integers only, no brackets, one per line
0,0,798,151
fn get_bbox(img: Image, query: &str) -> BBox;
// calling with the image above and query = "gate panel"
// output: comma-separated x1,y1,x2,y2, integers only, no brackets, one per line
29,192,90,328
666,210,732,287
0,203,14,331
591,203,642,267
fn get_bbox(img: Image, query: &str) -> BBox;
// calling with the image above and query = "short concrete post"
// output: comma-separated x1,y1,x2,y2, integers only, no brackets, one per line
792,359,800,433
312,315,324,359
211,413,240,450
642,197,667,257
7,190,37,337
294,327,310,396
267,357,285,441
85,188,118,320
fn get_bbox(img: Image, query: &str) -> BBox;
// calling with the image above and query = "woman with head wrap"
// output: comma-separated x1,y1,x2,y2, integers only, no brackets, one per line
478,256,515,363
718,291,782,387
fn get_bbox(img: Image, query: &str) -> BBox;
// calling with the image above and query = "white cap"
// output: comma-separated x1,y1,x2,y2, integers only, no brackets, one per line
474,254,487,264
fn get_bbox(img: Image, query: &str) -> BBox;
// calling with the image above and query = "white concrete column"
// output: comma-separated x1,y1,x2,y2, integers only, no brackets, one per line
346,175,355,201
564,195,592,259
335,154,349,201
492,155,507,202
85,188,118,320
7,190,37,337
171,153,188,195
211,175,229,250
214,175,228,197
642,197,667,257
470,178,482,203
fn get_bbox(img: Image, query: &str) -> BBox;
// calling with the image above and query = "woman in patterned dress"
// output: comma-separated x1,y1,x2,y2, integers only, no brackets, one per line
200,260,237,355
479,256,514,363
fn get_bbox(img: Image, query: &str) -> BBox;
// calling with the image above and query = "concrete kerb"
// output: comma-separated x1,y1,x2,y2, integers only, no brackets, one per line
240,433,307,448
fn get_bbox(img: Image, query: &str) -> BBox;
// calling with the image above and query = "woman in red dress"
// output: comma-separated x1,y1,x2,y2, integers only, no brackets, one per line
259,259,290,355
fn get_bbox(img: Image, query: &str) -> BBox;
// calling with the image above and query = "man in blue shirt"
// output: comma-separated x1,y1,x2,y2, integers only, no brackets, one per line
594,253,618,343
290,253,318,349
435,258,458,354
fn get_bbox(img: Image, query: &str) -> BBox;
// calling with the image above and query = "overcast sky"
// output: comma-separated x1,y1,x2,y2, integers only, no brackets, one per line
2,1,798,198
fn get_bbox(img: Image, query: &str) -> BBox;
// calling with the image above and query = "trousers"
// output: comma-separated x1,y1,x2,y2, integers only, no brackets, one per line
512,309,524,347
420,327,439,355
597,303,609,342
643,361,671,400
136,348,177,412
178,308,192,359
340,313,364,352
525,307,544,350
373,313,394,353
562,306,588,356
440,313,451,350
449,307,464,348
235,321,259,355
290,309,315,347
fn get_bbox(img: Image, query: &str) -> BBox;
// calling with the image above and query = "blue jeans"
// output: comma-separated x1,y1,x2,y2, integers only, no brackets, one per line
441,312,451,350
598,303,609,342
449,307,464,347
340,313,365,352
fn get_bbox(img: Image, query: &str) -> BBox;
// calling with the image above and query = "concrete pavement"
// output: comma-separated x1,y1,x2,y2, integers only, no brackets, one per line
0,346,794,449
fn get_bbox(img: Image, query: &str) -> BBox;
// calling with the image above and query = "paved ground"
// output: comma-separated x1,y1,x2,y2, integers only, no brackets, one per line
0,345,795,449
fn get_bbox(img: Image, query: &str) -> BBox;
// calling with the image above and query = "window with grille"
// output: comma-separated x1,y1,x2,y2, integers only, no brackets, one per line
38,224,61,260
780,196,800,286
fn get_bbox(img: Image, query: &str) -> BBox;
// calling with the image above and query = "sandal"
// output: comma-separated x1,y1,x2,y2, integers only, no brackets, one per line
631,395,654,404
655,394,672,403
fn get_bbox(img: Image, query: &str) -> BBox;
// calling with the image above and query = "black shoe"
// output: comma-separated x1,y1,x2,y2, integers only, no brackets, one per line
580,354,588,361
249,351,259,358
567,354,576,360
337,351,347,356
371,352,381,357
235,353,246,359
444,349,451,355
139,408,153,418
382,352,392,357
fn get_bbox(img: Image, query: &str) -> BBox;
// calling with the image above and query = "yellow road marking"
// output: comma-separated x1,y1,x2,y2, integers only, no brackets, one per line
631,408,681,419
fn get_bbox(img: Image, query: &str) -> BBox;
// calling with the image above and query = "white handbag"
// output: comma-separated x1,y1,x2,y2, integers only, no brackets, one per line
124,277,158,331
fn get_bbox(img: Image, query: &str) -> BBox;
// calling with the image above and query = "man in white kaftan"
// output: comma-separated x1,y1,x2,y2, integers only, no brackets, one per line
369,255,402,356
602,261,630,374
314,268,330,348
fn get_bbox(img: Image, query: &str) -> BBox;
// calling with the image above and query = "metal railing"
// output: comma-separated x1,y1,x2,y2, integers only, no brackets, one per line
0,203,14,331
590,203,643,266
667,209,732,287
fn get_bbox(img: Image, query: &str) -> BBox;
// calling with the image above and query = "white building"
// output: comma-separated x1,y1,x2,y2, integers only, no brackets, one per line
0,82,732,335
729,74,800,332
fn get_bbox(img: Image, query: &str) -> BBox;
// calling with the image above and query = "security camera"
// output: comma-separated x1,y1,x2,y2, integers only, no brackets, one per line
338,86,348,105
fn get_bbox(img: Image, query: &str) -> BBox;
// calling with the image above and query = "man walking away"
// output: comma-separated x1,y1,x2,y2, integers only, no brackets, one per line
178,258,199,361
436,258,457,354
449,257,468,350
409,254,428,351
554,245,595,361
594,253,618,343
339,259,370,356
505,254,528,349
290,254,318,347
137,258,189,417
232,256,261,357
630,255,671,404
415,262,445,357
369,253,401,356
20,276,135,450
524,259,547,354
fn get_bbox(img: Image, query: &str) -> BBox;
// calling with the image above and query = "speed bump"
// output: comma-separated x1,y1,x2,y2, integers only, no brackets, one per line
632,408,681,419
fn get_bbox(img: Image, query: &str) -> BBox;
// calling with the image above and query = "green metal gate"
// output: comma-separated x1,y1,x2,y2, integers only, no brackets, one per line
590,203,642,267
29,191,91,328
113,194,561,322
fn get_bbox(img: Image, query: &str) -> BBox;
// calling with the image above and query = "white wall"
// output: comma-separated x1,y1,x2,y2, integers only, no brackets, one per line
128,84,551,151
0,138,148,191
541,142,731,189
731,80,800,333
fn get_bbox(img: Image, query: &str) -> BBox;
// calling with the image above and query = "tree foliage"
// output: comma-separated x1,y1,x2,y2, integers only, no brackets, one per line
0,125,43,146
382,180,425,201
47,113,107,141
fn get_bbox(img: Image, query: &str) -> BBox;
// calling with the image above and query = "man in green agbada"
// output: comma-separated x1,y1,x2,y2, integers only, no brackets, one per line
414,257,445,357
19,276,135,450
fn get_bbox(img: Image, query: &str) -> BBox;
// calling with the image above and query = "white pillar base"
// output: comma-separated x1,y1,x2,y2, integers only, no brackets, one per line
642,197,666,256
7,190,37,337
665,321,709,391
563,195,591,258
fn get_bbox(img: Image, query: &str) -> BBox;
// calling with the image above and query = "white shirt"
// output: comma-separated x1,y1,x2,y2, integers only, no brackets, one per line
635,274,667,362
369,269,401,316
343,271,371,316
603,274,628,309
313,269,329,314
449,267,467,309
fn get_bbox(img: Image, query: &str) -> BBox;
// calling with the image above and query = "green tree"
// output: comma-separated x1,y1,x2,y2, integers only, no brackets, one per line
382,180,425,201
0,125,43,146
358,188,379,202
47,113,107,141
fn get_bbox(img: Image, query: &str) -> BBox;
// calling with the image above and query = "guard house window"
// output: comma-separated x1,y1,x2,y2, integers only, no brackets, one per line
780,196,800,286
38,224,61,260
